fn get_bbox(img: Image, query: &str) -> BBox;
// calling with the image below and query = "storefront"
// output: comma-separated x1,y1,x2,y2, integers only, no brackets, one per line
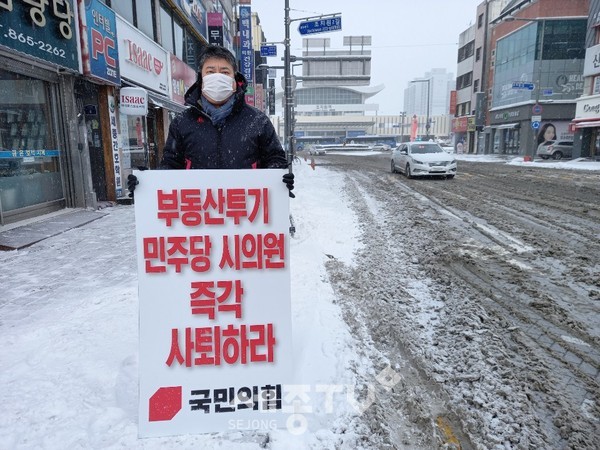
116,15,188,199
571,43,600,159
488,108,523,154
572,94,600,159
77,0,121,202
0,0,85,225
488,104,575,155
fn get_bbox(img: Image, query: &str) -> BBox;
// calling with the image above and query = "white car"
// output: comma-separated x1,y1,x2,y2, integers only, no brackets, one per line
391,142,457,178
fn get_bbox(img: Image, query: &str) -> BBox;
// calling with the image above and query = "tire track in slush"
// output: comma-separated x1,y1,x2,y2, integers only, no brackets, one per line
316,153,600,449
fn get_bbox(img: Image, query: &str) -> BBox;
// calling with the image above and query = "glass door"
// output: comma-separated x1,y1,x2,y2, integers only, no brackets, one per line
0,69,65,218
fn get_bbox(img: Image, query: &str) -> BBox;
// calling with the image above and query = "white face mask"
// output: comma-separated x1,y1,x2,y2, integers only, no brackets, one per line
202,73,235,103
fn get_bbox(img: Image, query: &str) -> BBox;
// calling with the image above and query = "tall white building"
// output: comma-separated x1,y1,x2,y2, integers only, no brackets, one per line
403,68,454,117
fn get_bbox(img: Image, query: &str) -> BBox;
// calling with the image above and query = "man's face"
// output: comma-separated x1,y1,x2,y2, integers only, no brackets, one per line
200,57,236,105
201,57,234,81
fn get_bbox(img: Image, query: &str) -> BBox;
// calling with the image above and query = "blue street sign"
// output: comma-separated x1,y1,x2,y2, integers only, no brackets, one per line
298,17,342,35
260,45,277,57
532,104,542,114
543,89,553,96
512,82,535,90
531,121,540,129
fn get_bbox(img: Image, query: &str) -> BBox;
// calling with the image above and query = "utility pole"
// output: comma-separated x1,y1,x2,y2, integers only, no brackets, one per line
283,0,293,170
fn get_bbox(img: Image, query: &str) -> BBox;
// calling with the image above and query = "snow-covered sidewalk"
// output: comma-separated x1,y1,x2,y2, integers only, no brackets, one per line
0,161,377,449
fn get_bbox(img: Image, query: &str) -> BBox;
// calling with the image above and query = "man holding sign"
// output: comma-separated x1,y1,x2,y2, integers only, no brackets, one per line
128,45,294,197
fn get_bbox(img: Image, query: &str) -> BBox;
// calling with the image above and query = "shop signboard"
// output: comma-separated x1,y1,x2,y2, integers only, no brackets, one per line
574,96,600,120
474,92,486,126
116,15,169,95
78,0,120,85
0,0,80,71
583,43,600,77
172,0,207,41
120,87,148,116
107,94,123,198
239,6,253,84
134,169,293,437
452,116,468,133
467,117,476,132
207,12,223,46
170,53,196,105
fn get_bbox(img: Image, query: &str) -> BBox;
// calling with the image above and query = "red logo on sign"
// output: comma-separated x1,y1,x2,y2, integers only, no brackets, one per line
149,386,182,421
154,59,164,75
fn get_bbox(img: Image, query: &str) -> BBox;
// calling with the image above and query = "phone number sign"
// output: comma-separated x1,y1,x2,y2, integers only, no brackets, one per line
0,0,80,71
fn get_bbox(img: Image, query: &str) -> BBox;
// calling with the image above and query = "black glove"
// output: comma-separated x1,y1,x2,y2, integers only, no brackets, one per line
127,174,138,198
282,172,295,198
127,166,147,198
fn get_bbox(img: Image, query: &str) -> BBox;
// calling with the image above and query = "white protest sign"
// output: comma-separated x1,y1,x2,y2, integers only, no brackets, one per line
134,169,293,437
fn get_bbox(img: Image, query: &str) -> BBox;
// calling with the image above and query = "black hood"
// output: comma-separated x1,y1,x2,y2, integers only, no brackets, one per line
183,72,248,110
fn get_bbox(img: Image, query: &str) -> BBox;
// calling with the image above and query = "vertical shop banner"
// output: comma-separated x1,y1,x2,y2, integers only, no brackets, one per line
0,0,80,71
255,84,265,112
78,0,120,84
107,95,123,198
170,53,197,106
134,169,293,437
174,0,207,41
207,12,223,46
116,15,169,95
239,6,253,83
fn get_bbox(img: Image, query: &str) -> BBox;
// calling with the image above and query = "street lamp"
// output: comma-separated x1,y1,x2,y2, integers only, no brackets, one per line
410,79,431,140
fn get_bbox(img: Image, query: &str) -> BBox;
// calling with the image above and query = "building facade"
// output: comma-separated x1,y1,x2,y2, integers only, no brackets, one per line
0,0,237,226
486,0,588,156
571,0,600,158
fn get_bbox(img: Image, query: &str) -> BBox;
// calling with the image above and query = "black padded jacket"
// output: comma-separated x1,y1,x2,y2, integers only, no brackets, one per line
159,72,287,170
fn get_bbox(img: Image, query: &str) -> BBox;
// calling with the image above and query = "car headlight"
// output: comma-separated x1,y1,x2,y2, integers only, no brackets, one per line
413,159,424,165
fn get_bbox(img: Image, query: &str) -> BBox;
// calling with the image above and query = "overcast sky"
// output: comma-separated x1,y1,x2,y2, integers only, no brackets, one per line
249,0,484,115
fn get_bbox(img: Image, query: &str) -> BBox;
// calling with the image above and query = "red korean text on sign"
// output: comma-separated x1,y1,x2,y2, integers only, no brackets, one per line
219,233,285,270
156,188,269,227
165,323,276,367
143,235,212,273
189,279,244,319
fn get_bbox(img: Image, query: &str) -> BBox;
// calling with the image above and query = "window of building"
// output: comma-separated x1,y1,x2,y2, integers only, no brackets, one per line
478,13,484,28
135,0,154,39
456,72,473,90
103,0,155,40
473,79,479,93
174,17,184,58
110,0,133,23
159,5,174,54
476,47,481,61
542,19,586,60
457,41,475,63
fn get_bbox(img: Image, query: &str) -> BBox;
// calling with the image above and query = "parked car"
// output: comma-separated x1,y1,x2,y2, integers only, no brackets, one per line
536,140,573,160
440,145,455,154
371,144,392,152
308,145,327,155
391,142,457,178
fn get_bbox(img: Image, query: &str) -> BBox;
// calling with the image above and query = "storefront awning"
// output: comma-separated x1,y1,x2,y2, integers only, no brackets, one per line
147,91,188,114
494,122,520,129
572,120,600,129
